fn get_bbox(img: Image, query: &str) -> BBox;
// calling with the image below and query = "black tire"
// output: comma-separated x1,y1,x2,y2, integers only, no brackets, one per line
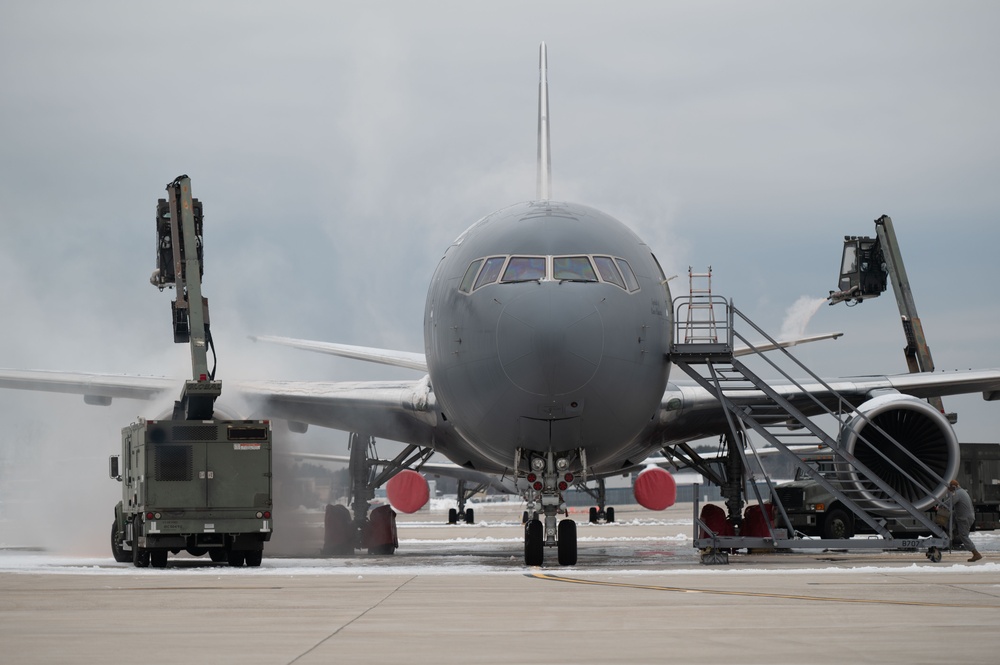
228,550,246,567
448,508,458,525
465,508,475,524
150,549,168,568
111,520,130,563
244,549,263,567
524,519,544,566
368,544,395,555
588,507,598,523
522,511,529,525
209,549,227,563
132,516,149,568
927,547,942,563
822,507,855,539
557,519,578,566
605,507,615,524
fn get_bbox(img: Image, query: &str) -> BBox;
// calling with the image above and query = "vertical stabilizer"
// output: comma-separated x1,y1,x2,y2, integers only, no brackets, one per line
536,42,551,201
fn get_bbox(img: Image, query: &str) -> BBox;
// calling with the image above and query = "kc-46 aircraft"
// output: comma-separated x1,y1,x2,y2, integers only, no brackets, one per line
2,44,999,566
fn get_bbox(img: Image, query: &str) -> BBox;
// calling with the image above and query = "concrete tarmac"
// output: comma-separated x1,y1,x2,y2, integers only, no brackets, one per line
3,502,1000,664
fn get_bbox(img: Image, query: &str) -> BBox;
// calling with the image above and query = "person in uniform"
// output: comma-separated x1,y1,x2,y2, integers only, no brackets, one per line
946,479,982,562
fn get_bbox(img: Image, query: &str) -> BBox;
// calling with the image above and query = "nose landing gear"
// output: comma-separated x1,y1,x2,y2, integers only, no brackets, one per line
521,450,578,566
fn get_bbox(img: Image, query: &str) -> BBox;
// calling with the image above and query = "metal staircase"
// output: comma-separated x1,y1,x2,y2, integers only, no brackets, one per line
670,292,950,561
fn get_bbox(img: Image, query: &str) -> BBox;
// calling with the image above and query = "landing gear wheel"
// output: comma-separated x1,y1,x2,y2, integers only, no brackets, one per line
209,549,227,563
926,547,942,563
448,508,458,524
557,519,578,566
588,507,598,523
228,550,246,567
244,549,263,567
822,507,854,539
111,520,130,563
150,549,168,568
524,519,544,566
605,507,615,524
522,511,529,525
464,508,475,524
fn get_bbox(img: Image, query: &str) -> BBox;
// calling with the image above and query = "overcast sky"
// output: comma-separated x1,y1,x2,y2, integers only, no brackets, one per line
1,2,998,546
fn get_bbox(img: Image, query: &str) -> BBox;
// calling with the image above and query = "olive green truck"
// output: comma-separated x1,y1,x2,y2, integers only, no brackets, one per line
110,418,273,568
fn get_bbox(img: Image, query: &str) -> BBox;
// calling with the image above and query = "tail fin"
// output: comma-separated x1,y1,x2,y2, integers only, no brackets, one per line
536,42,551,201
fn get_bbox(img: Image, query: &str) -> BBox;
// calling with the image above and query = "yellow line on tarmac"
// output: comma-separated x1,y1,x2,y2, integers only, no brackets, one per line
527,573,1000,609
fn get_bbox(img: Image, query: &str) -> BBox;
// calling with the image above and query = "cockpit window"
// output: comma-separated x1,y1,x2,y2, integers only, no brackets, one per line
459,258,484,293
459,254,640,294
615,258,640,292
553,256,598,282
501,256,546,283
473,256,506,290
593,256,625,289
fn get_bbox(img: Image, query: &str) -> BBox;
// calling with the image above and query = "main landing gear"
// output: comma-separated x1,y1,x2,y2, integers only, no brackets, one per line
447,479,482,524
322,432,433,556
581,478,615,523
522,451,577,566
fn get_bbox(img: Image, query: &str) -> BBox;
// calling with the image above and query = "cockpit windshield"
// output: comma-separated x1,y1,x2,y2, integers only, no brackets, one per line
593,256,625,289
501,256,546,283
459,254,641,294
473,256,506,290
553,256,598,282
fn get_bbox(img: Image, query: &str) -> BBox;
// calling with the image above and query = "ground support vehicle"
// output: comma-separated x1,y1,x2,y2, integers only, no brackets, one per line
772,443,1000,539
107,176,273,568
110,419,273,568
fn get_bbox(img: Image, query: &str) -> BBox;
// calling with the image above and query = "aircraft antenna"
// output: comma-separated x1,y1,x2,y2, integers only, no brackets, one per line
536,42,552,201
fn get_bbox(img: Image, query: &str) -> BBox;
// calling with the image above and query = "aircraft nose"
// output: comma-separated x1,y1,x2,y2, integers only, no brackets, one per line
496,286,604,395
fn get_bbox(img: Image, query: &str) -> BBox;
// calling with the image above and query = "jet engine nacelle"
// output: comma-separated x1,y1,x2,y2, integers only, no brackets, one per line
385,469,430,514
840,394,959,512
632,466,677,511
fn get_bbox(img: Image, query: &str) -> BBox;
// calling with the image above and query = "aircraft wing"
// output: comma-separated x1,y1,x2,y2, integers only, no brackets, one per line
0,367,442,451
284,451,519,494
0,368,174,402
659,368,1000,446
231,377,441,448
249,335,427,372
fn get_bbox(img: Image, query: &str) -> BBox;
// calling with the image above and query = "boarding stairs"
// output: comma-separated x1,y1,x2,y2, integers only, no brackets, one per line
669,292,949,559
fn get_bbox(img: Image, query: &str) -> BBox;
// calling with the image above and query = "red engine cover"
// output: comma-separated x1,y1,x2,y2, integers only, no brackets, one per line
633,466,677,511
385,469,430,514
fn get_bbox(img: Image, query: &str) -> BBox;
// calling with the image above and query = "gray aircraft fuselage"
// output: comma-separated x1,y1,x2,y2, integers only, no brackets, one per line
424,200,673,474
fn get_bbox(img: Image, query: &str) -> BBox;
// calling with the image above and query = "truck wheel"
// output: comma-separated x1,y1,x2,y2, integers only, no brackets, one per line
132,516,149,568
228,550,246,567
111,520,130,563
209,549,227,563
150,549,168,568
244,550,263,567
822,508,855,539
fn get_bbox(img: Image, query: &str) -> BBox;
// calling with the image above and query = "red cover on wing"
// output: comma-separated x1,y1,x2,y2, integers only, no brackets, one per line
632,466,677,511
385,469,430,514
